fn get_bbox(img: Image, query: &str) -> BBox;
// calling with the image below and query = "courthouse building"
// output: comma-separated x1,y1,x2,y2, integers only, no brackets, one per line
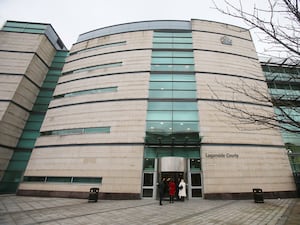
0,19,298,199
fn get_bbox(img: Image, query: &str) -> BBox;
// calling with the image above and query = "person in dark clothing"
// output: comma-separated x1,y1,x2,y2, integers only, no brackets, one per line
158,177,166,205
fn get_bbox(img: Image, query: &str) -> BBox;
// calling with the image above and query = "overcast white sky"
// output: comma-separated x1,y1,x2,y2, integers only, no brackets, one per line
0,0,268,51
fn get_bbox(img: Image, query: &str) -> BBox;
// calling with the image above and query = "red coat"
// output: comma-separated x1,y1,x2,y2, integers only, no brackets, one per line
168,181,176,196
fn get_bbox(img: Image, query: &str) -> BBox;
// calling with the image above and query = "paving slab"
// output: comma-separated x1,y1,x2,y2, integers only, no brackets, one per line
0,195,298,225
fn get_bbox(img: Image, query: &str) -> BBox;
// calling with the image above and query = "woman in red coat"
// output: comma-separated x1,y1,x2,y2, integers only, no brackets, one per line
168,178,176,203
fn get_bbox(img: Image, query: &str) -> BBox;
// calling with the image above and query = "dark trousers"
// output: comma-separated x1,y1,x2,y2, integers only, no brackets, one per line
169,195,174,203
159,193,164,205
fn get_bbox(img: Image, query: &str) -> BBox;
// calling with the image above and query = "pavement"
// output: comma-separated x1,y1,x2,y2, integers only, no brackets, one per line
0,195,299,225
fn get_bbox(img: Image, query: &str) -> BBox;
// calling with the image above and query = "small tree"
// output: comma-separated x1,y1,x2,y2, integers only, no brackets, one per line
212,0,300,134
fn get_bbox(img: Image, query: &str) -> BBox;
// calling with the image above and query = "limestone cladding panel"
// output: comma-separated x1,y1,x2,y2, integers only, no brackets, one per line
191,19,252,40
198,101,284,146
35,35,56,67
25,54,49,87
37,100,147,145
21,145,143,193
201,145,295,193
68,31,153,62
0,75,22,101
196,73,270,104
0,147,14,179
192,32,257,59
194,51,264,80
0,32,43,53
0,103,29,147
0,51,34,74
0,102,9,120
14,76,40,110
51,73,149,107
62,50,151,76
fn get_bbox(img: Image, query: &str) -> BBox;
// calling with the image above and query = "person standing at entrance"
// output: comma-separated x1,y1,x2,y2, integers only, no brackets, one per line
168,178,176,203
158,177,166,205
178,179,187,201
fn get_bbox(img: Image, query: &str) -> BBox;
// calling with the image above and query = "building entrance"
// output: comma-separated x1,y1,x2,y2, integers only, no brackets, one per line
159,172,185,201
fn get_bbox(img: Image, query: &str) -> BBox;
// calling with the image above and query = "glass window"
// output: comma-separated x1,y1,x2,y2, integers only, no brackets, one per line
173,90,197,98
73,62,122,74
23,176,45,182
143,189,153,197
153,37,192,43
192,189,202,197
62,87,117,98
173,102,198,110
47,177,72,183
190,159,201,170
149,90,173,98
150,74,173,81
147,111,172,120
172,121,199,132
146,121,173,132
149,82,173,90
152,43,193,49
152,51,193,58
143,158,155,170
148,102,172,110
191,173,201,186
173,111,198,121
173,82,196,90
143,173,154,186
153,32,192,38
73,177,102,183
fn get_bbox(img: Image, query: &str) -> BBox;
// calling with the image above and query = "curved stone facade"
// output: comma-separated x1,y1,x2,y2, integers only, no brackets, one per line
18,19,296,199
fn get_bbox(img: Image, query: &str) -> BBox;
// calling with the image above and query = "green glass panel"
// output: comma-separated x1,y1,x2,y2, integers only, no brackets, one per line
173,82,196,90
28,114,44,122
153,37,192,43
143,158,155,170
173,111,198,121
42,82,57,88
47,177,72,183
150,74,195,82
150,74,173,81
173,102,198,110
151,57,194,64
2,27,24,32
149,82,172,90
148,102,172,110
17,139,36,148
64,87,117,98
23,176,45,182
152,51,193,58
74,62,122,73
52,56,67,62
144,147,200,158
151,64,194,72
173,90,196,98
153,43,193,49
7,161,28,170
147,111,172,120
20,131,40,139
10,152,31,161
153,32,192,38
147,121,173,132
172,121,199,132
73,177,102,183
149,90,173,98
24,121,42,130
85,127,110,133
47,70,62,76
51,62,65,68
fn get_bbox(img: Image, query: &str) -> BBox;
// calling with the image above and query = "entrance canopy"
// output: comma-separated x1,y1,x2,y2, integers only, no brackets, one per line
144,132,201,147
